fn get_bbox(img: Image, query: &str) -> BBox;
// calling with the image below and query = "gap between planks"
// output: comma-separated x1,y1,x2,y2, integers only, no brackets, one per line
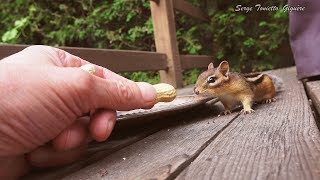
24,124,163,180
24,86,198,179
61,67,320,180
60,101,237,180
24,101,217,179
27,67,318,180
305,80,320,125
177,67,320,180
165,113,240,180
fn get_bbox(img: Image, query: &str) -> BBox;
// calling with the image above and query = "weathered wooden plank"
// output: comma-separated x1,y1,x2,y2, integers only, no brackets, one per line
173,0,209,22
0,44,26,57
116,95,215,130
306,81,320,115
150,0,183,88
177,67,320,180
24,87,214,179
177,85,194,96
0,44,168,72
26,101,204,180
180,55,213,70
62,102,239,179
25,125,162,180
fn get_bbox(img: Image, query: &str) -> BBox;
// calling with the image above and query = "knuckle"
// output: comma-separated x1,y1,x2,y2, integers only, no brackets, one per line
116,81,135,103
56,49,67,61
73,69,94,93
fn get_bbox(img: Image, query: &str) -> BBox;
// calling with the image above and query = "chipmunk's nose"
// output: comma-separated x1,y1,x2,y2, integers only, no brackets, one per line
194,87,199,95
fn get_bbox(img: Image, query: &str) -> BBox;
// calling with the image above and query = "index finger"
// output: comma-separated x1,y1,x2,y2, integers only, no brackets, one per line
50,46,129,82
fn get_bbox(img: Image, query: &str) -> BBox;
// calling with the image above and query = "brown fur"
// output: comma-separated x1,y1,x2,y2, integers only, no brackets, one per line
194,61,276,114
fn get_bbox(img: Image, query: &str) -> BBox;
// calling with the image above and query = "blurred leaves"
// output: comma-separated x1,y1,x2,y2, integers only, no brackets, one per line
0,0,289,83
211,3,289,72
0,0,154,49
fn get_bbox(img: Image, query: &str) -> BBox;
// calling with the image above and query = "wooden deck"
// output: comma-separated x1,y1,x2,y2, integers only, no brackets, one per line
26,67,320,180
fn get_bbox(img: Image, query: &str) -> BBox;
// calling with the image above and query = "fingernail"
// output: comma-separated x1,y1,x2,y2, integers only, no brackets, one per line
137,82,156,103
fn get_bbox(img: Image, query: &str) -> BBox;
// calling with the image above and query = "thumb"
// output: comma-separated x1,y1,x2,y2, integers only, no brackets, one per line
88,76,157,111
65,63,157,111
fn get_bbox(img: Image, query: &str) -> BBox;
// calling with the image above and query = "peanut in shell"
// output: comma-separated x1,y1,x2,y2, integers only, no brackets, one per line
152,83,176,103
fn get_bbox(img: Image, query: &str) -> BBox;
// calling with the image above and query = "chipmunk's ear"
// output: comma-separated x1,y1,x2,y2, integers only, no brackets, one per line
207,62,214,70
218,61,229,77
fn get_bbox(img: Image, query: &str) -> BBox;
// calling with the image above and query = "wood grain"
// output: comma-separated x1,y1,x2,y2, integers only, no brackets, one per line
0,44,167,72
24,67,320,179
306,81,320,115
180,55,213,70
177,85,194,96
150,0,183,87
24,125,163,180
62,103,238,180
173,0,209,22
24,88,213,179
177,67,320,180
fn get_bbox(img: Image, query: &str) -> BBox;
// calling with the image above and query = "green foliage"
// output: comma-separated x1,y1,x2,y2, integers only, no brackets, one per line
120,71,160,85
0,0,209,84
183,69,201,86
0,0,290,84
0,0,155,50
210,1,289,72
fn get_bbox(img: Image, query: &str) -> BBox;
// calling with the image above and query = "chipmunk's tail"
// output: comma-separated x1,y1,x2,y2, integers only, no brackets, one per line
244,72,284,92
267,74,284,92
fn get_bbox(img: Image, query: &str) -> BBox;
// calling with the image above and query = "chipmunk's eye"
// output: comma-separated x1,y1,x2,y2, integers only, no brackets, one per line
207,76,216,83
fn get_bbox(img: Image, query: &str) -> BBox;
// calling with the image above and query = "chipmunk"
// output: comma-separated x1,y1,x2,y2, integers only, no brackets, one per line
194,61,283,115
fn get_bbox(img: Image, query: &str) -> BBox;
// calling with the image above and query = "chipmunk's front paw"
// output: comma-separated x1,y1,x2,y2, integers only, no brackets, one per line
241,108,255,114
222,110,232,115
262,98,276,104
218,110,232,117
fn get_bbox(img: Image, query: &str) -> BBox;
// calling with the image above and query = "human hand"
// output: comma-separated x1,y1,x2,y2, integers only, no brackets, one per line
0,45,156,178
